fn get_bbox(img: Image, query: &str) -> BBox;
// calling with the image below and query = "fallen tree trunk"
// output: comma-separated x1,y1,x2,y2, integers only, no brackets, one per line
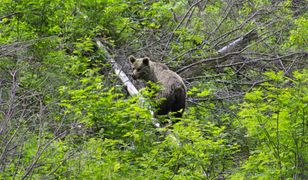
96,41,138,96
178,30,258,77
217,29,258,54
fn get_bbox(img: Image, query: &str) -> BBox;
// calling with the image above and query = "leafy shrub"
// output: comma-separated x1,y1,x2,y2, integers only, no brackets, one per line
233,70,308,179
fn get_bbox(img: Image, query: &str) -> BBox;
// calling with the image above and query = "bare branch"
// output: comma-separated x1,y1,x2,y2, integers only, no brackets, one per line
166,0,203,48
22,131,67,179
177,30,258,77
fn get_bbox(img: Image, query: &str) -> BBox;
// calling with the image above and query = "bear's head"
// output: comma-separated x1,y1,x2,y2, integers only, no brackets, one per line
128,56,151,81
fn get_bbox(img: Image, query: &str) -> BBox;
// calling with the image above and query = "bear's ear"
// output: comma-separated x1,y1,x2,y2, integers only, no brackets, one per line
143,57,150,66
128,55,136,64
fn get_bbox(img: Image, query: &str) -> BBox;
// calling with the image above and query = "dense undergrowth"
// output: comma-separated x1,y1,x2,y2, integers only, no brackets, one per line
0,0,307,179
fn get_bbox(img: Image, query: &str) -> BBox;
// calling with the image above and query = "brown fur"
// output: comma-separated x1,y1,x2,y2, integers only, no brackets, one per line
128,56,186,118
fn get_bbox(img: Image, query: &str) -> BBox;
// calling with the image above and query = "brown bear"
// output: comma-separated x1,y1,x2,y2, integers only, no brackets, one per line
128,55,186,119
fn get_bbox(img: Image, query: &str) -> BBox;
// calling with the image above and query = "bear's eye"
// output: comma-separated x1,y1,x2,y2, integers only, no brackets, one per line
137,68,141,71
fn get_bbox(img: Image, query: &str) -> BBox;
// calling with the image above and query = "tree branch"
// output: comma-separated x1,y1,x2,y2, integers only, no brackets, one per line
166,0,203,48
177,30,258,76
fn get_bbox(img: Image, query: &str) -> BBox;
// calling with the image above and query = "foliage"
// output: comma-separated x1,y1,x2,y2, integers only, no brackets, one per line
56,74,238,178
289,17,308,49
0,0,307,179
233,70,308,179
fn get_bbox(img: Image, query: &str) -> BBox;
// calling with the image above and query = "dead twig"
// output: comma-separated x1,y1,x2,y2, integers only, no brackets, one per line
166,0,203,49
